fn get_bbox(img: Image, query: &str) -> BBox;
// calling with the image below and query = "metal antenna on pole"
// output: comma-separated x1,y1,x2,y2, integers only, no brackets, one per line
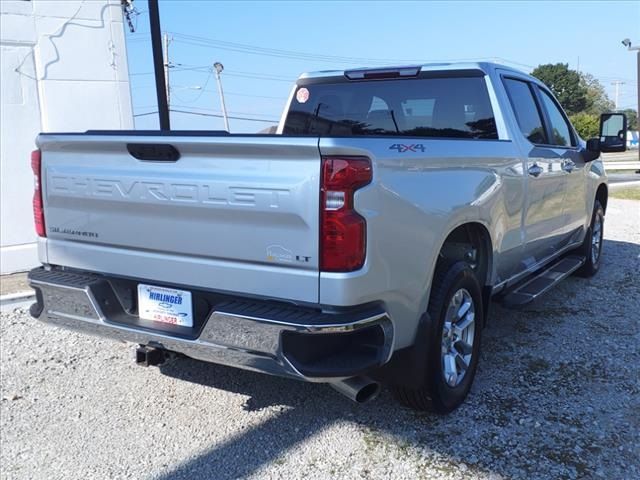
148,0,170,130
214,62,230,131
163,32,172,109
611,81,625,111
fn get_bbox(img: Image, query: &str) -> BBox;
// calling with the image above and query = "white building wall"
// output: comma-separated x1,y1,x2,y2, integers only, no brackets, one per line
1,0,133,274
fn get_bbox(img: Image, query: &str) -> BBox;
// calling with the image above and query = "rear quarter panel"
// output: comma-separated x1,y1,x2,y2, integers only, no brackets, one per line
319,137,523,348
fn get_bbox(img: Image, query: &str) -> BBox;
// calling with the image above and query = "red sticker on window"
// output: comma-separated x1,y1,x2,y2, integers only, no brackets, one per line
296,87,309,104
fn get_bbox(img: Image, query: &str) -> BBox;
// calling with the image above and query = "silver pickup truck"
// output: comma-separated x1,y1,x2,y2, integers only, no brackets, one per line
28,62,628,412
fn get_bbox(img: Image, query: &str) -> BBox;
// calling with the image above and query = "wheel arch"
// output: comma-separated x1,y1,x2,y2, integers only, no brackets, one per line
595,183,608,214
433,221,493,288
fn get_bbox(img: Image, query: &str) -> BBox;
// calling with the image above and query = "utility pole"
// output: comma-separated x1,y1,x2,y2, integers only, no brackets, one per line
163,33,172,109
611,81,625,111
148,0,170,130
621,38,639,161
213,62,230,131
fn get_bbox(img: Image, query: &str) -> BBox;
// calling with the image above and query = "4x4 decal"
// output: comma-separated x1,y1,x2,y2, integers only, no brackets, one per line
389,143,425,153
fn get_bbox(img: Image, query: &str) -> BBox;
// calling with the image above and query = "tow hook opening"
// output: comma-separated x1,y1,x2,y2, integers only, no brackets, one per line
281,324,386,377
135,345,169,367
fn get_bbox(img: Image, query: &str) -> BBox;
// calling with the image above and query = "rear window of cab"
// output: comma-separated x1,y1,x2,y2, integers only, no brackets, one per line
283,76,498,139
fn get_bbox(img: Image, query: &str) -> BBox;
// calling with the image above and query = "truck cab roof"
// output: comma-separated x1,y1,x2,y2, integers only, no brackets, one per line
297,61,532,84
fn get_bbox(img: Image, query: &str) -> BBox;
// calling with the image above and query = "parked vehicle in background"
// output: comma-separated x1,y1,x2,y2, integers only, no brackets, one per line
28,62,627,412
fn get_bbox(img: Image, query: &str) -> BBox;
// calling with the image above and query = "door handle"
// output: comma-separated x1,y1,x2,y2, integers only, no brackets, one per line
528,163,544,177
562,159,576,173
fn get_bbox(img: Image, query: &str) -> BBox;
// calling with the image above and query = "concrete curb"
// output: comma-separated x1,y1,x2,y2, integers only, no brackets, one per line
603,162,640,171
0,290,35,313
609,181,640,188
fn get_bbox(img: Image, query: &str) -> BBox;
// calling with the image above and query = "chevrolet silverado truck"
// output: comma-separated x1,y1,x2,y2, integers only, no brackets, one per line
28,62,628,412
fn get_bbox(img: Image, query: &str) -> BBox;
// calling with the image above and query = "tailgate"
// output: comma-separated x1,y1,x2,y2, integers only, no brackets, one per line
38,134,321,303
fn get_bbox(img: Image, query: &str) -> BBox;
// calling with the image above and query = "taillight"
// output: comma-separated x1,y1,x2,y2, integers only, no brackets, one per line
320,156,372,272
31,149,45,237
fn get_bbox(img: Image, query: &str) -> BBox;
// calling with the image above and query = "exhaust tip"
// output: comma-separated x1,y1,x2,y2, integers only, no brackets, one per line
330,376,381,403
354,381,381,403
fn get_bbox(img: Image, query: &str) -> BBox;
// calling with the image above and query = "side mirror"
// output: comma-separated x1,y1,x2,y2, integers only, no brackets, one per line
599,113,627,153
582,138,601,162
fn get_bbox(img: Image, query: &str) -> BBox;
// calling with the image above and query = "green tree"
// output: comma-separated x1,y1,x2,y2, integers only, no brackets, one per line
622,108,638,130
531,63,588,115
580,73,615,115
569,112,600,139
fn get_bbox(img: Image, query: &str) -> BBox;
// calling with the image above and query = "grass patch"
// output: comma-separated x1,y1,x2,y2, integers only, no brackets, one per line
610,186,640,200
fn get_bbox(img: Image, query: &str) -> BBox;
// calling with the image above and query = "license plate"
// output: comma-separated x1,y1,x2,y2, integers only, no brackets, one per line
137,284,193,327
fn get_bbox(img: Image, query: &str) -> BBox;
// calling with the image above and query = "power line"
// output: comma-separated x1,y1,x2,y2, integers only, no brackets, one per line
131,31,633,86
134,110,159,117
130,67,206,76
224,91,286,100
126,34,150,42
224,72,293,83
179,71,213,103
170,104,280,119
170,109,277,123
173,67,296,83
169,32,538,70
223,69,294,80
133,102,280,118
134,83,286,101
129,67,296,82
167,64,295,80
131,67,638,87
170,34,414,65
133,108,279,123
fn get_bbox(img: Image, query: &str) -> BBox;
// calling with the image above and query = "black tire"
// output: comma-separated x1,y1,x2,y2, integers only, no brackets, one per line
575,200,604,278
392,261,483,413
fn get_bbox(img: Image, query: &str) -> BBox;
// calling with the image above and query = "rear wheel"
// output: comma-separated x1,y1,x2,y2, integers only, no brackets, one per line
576,200,604,277
393,261,483,413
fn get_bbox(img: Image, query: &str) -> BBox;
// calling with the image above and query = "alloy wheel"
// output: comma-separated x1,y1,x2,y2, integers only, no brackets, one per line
591,215,603,264
441,288,476,387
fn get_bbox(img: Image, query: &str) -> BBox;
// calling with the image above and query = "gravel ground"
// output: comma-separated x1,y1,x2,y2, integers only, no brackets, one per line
0,273,28,296
2,198,639,480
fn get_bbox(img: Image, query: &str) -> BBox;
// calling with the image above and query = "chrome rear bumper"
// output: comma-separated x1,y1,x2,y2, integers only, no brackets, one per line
28,267,393,382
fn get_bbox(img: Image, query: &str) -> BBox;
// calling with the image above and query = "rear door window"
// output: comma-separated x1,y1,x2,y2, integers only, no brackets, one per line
503,78,546,144
283,76,498,139
538,89,575,147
